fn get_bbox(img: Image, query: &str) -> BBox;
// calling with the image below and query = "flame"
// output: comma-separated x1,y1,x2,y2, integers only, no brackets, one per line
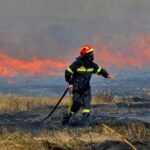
0,51,68,77
95,35,150,69
0,35,150,77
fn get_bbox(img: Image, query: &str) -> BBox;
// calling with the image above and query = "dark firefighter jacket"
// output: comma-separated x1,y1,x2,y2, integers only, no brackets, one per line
65,56,109,92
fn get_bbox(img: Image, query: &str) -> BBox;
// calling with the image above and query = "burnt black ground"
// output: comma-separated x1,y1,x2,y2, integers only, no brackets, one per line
0,103,150,150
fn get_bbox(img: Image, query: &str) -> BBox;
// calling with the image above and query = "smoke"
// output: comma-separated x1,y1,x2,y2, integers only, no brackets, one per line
95,35,150,69
0,0,150,77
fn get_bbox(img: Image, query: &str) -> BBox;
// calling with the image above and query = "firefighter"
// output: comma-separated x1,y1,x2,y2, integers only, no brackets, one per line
62,45,114,126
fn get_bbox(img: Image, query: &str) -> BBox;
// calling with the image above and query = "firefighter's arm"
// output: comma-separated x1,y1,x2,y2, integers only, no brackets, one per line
65,61,77,93
93,63,115,80
100,68,115,80
65,67,74,84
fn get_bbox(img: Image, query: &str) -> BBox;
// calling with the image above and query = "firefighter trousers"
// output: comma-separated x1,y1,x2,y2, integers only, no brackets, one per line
69,88,92,114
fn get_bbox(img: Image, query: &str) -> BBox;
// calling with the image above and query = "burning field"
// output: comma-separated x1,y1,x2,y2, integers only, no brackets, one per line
0,35,150,149
0,34,150,77
0,0,150,149
0,94,149,150
0,38,150,149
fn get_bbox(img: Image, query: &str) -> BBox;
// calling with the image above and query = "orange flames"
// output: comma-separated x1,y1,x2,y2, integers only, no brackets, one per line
0,51,67,77
95,35,150,69
0,35,150,77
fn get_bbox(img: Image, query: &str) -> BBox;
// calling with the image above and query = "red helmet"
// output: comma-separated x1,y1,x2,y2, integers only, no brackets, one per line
80,45,94,55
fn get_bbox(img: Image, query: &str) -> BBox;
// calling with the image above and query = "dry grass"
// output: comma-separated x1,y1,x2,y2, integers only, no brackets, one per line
0,129,44,150
120,122,150,141
0,94,111,113
92,93,113,104
0,122,149,150
0,93,147,113
93,94,142,104
0,93,133,113
0,94,72,113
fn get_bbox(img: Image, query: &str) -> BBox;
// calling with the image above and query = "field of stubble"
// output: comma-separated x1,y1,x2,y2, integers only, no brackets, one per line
0,94,150,150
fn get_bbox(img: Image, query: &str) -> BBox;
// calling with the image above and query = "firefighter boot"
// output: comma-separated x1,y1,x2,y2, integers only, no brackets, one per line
81,113,90,127
62,113,72,126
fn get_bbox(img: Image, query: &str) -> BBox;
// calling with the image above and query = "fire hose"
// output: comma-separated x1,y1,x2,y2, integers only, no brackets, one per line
42,88,69,122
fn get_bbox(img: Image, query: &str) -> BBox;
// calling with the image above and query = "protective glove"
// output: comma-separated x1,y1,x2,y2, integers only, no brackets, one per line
68,84,73,95
107,74,115,80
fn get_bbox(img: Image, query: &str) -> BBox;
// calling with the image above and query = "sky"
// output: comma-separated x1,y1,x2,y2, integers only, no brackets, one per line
0,0,150,77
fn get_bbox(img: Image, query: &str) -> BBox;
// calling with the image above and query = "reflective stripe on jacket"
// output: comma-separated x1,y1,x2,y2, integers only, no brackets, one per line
65,57,109,91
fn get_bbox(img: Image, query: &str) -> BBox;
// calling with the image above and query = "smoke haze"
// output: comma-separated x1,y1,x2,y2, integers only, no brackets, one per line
0,0,150,76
